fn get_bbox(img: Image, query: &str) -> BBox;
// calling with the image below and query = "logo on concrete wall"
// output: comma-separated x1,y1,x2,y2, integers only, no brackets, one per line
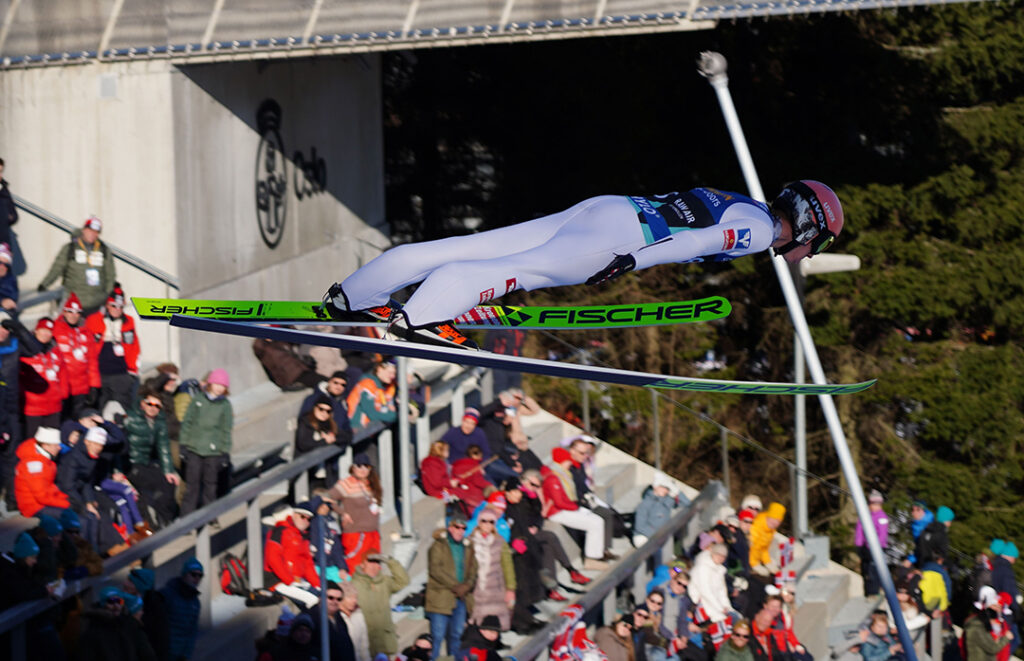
255,99,287,248
254,99,330,249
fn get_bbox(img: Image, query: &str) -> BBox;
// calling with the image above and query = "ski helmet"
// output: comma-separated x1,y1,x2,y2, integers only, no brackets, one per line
771,180,844,261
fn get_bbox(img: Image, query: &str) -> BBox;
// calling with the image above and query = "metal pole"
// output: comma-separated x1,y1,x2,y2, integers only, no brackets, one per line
196,526,212,630
581,350,591,432
315,514,330,661
247,498,264,590
698,51,916,660
794,335,808,538
652,389,661,470
397,357,414,535
720,427,730,496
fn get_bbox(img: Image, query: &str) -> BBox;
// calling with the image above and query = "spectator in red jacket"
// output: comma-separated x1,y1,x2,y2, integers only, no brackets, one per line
421,440,459,501
542,447,608,571
20,317,69,437
85,284,140,412
264,502,321,608
451,445,497,510
53,292,101,417
14,426,70,518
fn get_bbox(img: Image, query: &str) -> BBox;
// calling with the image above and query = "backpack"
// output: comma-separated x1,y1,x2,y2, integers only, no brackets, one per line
220,552,251,596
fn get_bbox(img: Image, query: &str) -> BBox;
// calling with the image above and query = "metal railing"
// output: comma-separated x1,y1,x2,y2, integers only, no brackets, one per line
513,481,730,661
14,194,180,290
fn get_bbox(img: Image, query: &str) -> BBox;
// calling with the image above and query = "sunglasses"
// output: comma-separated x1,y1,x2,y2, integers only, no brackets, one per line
189,571,204,578
107,596,124,605
143,400,162,408
315,405,332,413
647,598,663,605
327,596,343,601
733,633,749,639
479,519,496,524
451,524,467,530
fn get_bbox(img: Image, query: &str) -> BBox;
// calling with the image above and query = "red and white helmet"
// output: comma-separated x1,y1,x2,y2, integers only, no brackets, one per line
771,180,844,262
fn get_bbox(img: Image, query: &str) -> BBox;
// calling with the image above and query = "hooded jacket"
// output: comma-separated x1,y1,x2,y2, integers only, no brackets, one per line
426,528,479,615
159,576,200,659
749,503,786,568
688,548,731,622
55,439,102,508
14,439,70,516
264,516,321,588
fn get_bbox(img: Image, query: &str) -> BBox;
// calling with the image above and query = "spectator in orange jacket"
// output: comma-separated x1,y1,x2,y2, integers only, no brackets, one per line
85,284,139,413
749,502,786,575
53,292,101,417
265,502,321,608
20,317,69,438
14,426,70,518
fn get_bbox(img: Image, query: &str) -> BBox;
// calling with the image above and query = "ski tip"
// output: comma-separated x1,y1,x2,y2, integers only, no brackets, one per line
645,378,877,396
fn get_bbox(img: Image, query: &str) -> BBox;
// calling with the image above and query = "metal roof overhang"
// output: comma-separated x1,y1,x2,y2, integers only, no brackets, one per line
0,0,1000,68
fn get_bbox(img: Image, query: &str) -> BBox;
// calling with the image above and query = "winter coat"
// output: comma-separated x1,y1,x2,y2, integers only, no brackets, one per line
20,341,69,417
123,404,174,474
252,338,309,388
0,178,17,245
299,382,353,448
451,457,494,509
308,605,357,661
855,508,890,548
634,490,677,537
77,608,157,661
38,235,116,312
426,529,478,615
52,315,100,396
916,520,949,566
85,308,140,375
346,372,396,431
180,390,233,457
468,529,516,629
748,513,778,568
910,508,934,541
55,440,102,508
293,415,341,458
442,424,492,464
541,464,579,517
0,553,48,610
859,631,896,661
350,557,410,655
420,455,454,499
716,641,755,661
142,372,181,440
14,439,70,516
159,576,200,659
688,549,731,623
341,609,371,661
991,557,1021,600
964,612,1012,661
595,626,635,661
264,517,321,588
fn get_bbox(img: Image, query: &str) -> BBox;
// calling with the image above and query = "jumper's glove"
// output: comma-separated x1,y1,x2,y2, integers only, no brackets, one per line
586,253,636,286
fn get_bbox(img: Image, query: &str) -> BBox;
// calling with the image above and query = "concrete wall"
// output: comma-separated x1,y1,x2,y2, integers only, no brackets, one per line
170,55,387,389
0,54,386,391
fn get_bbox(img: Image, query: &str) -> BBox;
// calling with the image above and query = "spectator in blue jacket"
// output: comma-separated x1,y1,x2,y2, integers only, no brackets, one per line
633,473,683,546
160,557,203,660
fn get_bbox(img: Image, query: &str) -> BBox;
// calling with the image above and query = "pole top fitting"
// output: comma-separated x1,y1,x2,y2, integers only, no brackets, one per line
697,51,728,82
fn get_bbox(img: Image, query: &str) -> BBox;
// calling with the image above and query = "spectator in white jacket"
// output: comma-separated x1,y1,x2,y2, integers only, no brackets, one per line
688,542,733,622
338,581,371,661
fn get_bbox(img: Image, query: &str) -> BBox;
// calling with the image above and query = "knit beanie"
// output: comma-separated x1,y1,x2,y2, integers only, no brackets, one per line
936,506,954,523
181,556,204,576
129,568,155,594
37,514,63,537
13,532,39,559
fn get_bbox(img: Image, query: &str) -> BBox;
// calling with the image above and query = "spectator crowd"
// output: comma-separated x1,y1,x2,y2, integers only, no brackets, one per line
1,208,1021,661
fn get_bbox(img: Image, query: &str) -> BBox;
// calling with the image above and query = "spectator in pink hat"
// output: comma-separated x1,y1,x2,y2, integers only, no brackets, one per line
180,368,234,516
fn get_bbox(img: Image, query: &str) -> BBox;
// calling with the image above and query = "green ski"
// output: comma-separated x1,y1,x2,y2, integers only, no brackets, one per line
131,296,731,330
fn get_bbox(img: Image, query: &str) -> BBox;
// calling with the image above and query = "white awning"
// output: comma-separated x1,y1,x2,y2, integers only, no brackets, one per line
0,0,999,68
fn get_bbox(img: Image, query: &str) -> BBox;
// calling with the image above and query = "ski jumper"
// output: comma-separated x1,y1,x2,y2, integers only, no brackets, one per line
341,189,777,326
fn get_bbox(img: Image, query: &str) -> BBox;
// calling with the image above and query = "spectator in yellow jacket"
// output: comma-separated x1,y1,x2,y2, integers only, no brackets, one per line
749,502,786,575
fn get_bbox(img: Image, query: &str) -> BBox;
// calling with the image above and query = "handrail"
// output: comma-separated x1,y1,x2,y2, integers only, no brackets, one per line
0,420,384,635
512,481,729,661
14,194,180,290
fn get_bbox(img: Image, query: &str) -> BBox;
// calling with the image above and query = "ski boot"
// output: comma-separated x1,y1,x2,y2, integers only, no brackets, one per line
320,283,399,324
387,313,479,350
